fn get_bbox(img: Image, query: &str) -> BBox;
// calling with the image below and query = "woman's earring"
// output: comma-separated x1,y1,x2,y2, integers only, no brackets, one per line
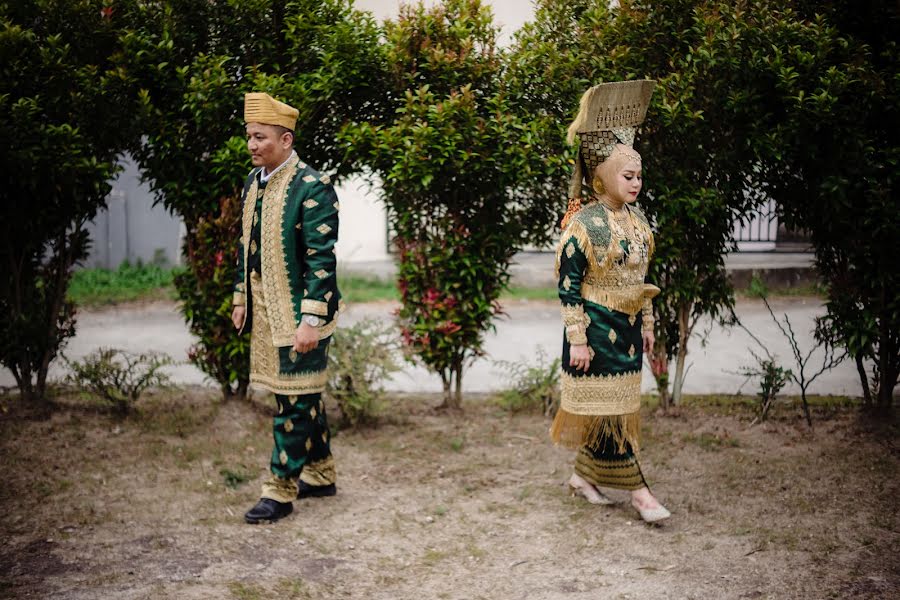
592,178,605,196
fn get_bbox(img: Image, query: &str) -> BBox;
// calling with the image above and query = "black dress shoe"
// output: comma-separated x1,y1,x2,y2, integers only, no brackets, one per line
297,481,337,499
244,498,293,524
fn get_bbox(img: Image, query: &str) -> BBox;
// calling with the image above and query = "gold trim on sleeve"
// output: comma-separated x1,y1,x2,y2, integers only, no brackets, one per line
301,299,329,316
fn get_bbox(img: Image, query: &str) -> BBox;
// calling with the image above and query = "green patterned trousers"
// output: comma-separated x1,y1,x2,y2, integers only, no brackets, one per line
261,392,336,503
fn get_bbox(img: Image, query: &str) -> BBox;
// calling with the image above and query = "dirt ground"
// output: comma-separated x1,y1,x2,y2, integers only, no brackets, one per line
0,389,898,600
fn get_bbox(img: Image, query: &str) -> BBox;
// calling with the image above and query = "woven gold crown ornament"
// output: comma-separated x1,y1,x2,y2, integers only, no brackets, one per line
565,80,656,203
244,92,299,131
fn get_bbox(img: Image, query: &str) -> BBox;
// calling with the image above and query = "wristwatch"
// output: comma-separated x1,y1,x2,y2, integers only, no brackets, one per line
301,315,321,327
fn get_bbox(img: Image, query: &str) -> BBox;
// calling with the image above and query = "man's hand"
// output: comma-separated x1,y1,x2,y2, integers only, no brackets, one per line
569,344,591,372
232,306,246,330
293,322,319,353
642,329,655,354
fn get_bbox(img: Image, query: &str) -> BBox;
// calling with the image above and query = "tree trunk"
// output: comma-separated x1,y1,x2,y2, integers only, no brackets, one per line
439,370,453,409
454,365,463,409
650,343,670,410
856,354,873,407
671,302,692,405
236,378,250,402
875,321,897,413
799,388,813,428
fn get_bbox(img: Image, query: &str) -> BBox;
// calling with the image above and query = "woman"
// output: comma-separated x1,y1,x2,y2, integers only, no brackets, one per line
551,80,670,523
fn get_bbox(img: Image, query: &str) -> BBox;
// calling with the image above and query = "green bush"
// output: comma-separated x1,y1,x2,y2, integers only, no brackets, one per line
327,318,401,427
66,348,173,415
494,348,561,416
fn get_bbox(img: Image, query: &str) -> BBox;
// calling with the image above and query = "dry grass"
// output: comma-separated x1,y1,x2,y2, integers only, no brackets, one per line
0,388,897,599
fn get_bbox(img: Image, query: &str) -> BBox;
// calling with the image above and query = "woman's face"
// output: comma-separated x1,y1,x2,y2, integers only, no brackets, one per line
596,145,643,205
608,159,643,205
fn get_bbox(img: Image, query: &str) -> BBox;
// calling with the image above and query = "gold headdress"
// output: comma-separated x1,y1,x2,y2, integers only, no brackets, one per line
566,80,656,203
244,92,299,131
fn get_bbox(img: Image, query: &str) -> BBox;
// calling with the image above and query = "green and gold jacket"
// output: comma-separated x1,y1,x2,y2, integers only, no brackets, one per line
233,152,341,347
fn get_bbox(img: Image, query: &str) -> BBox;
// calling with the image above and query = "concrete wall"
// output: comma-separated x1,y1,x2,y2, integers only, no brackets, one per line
84,156,182,268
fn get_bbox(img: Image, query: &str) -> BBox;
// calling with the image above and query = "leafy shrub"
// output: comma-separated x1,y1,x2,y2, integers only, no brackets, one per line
494,348,561,416
66,348,173,415
738,352,792,424
327,318,401,427
177,194,250,402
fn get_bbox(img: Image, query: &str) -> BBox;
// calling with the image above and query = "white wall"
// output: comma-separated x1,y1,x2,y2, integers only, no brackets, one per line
334,175,390,264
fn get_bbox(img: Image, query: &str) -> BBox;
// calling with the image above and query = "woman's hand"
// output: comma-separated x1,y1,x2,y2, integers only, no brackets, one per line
642,329,655,353
569,344,591,372
232,306,246,330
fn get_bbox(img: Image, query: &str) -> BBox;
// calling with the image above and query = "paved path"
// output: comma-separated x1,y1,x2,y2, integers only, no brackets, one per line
1,297,862,397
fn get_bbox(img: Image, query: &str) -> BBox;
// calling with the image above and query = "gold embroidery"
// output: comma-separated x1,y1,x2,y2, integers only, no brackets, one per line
303,198,319,209
305,438,313,451
301,299,329,316
261,475,297,503
566,324,587,346
284,418,294,432
249,239,258,254
580,283,646,316
279,450,288,465
608,328,617,344
233,291,246,307
310,406,317,419
563,275,572,291
249,270,332,395
314,269,328,279
289,349,298,362
299,455,336,487
316,223,332,235
560,303,586,326
333,202,340,210
260,154,302,346
321,431,328,443
628,344,636,358
628,314,637,326
324,291,333,301
252,211,258,226
559,370,642,416
302,174,316,182
307,248,317,255
565,242,575,258
319,174,331,184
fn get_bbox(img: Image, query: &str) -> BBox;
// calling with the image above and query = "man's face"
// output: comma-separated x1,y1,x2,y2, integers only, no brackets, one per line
246,122,291,171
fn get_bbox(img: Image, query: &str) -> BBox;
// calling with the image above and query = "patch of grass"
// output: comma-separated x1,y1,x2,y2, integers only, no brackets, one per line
449,437,465,452
422,548,449,564
220,467,252,489
682,432,739,451
339,274,398,302
69,261,177,306
228,582,266,600
500,286,557,301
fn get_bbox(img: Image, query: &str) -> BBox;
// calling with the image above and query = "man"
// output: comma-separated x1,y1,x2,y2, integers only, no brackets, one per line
232,92,342,524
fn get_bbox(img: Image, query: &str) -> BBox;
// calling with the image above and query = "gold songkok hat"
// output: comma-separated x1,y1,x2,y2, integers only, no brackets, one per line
566,80,655,200
244,92,299,131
